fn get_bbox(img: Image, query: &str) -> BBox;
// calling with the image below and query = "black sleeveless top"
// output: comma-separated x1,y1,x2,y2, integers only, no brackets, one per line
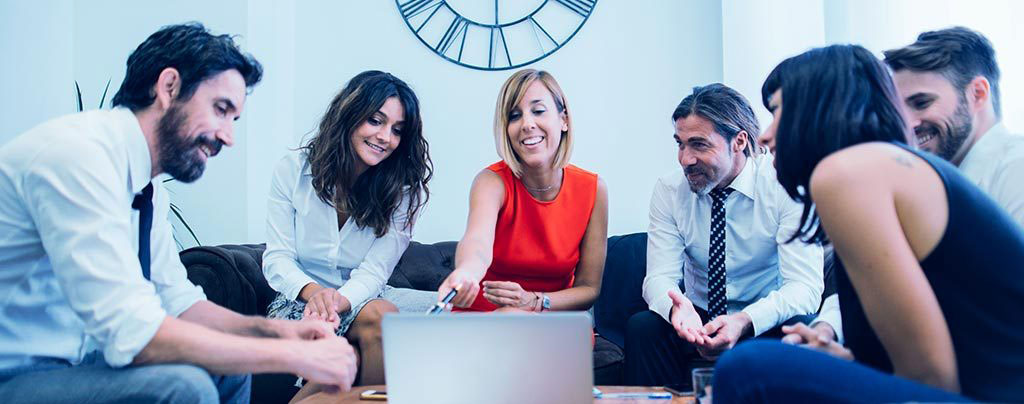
837,142,1024,401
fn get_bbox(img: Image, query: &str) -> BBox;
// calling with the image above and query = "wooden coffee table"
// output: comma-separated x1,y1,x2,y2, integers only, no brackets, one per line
295,385,696,403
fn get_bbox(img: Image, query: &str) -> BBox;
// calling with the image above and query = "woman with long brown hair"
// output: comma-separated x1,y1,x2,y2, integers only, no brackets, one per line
262,71,434,392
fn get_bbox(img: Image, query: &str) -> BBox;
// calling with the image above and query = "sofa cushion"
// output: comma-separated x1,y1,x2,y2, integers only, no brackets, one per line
593,233,650,349
389,241,456,291
593,335,625,385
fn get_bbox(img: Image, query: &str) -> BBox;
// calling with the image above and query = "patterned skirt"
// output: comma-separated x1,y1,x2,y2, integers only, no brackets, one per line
266,285,438,336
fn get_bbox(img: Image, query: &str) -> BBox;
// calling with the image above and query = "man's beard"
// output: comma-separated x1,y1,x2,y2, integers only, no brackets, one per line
915,98,973,162
156,104,222,183
685,164,717,195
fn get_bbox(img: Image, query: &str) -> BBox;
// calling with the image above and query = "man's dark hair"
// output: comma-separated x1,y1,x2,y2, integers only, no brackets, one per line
672,83,760,156
883,26,1001,117
112,22,263,111
763,45,911,244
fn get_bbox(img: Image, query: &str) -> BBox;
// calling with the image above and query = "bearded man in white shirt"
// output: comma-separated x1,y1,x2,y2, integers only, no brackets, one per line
776,25,1024,362
623,83,824,386
887,26,1024,224
0,23,356,404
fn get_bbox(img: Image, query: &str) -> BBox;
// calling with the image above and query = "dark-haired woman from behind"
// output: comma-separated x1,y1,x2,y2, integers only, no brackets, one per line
713,45,1024,403
262,71,435,396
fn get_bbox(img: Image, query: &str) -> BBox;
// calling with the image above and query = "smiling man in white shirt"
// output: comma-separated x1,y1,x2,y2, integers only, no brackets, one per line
624,83,824,386
886,27,1023,225
0,23,357,404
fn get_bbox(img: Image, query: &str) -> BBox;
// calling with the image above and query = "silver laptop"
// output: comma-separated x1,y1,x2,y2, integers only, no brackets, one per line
382,312,593,404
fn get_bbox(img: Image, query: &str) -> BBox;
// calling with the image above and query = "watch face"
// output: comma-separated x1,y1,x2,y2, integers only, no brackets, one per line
397,0,598,70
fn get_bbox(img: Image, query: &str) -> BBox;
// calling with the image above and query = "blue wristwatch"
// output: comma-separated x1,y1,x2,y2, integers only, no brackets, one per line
540,293,551,311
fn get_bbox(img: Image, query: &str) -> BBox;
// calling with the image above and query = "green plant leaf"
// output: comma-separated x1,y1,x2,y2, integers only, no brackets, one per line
75,81,84,112
169,202,201,247
98,78,111,109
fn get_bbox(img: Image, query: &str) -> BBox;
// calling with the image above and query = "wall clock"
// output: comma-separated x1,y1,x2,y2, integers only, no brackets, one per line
396,0,597,71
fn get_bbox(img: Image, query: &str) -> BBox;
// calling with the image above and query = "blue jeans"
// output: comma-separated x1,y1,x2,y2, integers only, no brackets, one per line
714,340,972,403
0,352,250,404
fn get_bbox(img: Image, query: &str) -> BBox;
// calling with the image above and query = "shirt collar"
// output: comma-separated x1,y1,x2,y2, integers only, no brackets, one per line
115,107,153,194
961,122,1008,169
725,155,757,201
300,151,314,177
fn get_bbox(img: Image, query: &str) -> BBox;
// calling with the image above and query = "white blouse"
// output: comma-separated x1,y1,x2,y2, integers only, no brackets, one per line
262,151,417,307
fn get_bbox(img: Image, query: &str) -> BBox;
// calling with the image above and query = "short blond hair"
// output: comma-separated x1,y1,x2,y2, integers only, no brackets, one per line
493,69,573,177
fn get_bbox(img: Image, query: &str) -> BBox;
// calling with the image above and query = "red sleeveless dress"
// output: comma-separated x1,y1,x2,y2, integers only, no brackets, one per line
461,161,598,312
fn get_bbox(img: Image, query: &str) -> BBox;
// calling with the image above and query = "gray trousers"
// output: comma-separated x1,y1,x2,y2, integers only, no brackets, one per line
0,351,250,404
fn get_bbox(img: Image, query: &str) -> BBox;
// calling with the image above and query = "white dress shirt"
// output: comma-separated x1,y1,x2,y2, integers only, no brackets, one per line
0,108,205,370
960,123,1024,226
643,153,824,336
263,151,416,307
815,123,1024,344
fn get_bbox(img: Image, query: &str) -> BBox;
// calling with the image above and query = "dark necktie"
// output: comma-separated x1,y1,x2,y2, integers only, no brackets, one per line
707,187,733,318
132,183,154,280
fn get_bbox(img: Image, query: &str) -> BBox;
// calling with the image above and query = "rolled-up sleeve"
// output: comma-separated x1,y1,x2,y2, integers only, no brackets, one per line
263,155,316,301
741,193,824,336
337,194,417,308
643,177,685,323
24,146,166,367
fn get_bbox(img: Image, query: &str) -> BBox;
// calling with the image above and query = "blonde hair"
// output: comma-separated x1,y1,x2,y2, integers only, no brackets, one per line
493,69,573,177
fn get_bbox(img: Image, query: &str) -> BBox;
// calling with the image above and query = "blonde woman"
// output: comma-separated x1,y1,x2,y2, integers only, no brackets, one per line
438,69,608,313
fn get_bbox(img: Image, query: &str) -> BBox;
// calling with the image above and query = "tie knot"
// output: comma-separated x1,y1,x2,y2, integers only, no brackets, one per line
710,187,733,203
132,183,154,210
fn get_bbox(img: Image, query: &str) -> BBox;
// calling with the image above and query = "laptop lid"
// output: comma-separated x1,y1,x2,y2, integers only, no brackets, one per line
382,312,593,404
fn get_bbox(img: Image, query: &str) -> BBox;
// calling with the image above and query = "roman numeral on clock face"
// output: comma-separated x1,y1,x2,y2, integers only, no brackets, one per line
553,0,595,17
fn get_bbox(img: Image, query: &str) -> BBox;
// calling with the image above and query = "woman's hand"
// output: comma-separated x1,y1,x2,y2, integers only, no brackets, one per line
300,284,350,327
438,267,482,308
482,281,538,310
782,322,854,360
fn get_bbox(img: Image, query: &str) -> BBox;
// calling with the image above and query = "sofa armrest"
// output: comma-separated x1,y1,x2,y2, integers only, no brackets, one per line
180,244,276,316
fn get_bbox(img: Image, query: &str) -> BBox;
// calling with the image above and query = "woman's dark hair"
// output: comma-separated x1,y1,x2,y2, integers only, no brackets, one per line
112,22,263,110
303,71,433,237
761,44,912,244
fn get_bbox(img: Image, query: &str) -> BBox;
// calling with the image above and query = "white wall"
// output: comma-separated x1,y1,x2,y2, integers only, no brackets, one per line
244,0,296,243
823,0,1024,130
722,0,826,127
2,0,1021,246
0,0,73,138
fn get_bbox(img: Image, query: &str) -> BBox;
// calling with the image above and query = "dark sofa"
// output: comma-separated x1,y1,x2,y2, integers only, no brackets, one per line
181,233,650,404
